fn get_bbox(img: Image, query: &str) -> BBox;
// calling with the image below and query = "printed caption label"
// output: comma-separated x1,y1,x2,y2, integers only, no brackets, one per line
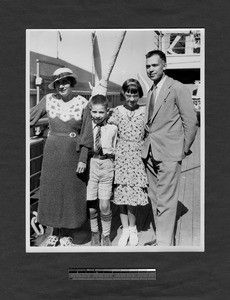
68,268,156,280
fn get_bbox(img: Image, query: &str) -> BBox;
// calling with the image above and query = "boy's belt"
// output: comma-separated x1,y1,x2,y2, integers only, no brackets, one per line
92,154,115,160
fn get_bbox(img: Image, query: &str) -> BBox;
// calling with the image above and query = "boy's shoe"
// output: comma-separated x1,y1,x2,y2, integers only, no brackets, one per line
59,236,75,246
45,235,59,247
129,226,139,246
101,234,112,246
117,227,130,246
91,232,101,246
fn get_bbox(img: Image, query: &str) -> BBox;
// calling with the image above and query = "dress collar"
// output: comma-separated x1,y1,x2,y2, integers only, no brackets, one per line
124,104,139,111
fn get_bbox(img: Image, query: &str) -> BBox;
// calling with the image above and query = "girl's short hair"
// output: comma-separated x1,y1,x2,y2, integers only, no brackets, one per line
120,78,143,100
89,94,109,109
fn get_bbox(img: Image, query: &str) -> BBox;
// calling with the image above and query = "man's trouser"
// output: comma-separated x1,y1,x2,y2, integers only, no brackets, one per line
146,153,182,246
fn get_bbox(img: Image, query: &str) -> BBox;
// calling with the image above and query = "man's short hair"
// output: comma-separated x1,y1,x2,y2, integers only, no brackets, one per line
145,50,167,63
89,94,109,109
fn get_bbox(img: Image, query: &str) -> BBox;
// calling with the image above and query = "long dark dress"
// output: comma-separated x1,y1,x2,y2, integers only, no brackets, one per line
30,93,89,229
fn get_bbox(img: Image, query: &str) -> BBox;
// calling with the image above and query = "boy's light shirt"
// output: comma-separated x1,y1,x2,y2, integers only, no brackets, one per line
92,121,117,154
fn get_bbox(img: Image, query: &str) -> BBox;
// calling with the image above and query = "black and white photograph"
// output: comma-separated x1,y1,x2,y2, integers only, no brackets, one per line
26,29,204,253
2,0,230,297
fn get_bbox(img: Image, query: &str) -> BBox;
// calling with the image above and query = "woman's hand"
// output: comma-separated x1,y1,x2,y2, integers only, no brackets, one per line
76,162,86,174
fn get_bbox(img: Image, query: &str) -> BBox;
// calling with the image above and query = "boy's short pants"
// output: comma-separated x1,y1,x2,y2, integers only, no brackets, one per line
87,158,114,201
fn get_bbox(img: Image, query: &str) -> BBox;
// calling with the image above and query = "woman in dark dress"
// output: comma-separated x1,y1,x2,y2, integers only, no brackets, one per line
30,67,90,247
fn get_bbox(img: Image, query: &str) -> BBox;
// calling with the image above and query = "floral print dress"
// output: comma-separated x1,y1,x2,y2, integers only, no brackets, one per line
109,105,148,206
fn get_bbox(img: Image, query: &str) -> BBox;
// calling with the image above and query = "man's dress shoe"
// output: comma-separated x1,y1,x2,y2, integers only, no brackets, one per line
144,239,157,246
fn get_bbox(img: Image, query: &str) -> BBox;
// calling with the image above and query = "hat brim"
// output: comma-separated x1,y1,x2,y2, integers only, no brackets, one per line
48,74,77,90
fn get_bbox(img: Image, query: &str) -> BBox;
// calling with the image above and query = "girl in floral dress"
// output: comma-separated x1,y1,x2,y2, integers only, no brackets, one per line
109,79,148,246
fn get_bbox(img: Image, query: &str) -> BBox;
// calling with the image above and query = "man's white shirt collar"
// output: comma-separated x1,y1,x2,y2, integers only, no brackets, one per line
149,75,167,102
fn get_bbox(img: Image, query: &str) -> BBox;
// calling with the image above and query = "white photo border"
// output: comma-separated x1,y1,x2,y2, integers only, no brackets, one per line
26,28,205,253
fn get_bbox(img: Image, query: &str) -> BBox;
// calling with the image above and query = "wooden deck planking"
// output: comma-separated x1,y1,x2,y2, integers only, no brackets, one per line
32,128,201,248
179,151,195,246
175,153,188,245
192,129,201,246
176,128,201,246
193,168,200,246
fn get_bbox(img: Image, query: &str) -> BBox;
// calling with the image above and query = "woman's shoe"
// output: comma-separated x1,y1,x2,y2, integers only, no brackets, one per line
118,227,130,246
129,226,139,246
91,232,101,246
45,235,59,247
59,236,75,246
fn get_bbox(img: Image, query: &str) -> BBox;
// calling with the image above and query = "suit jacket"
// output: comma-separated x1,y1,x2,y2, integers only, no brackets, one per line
142,76,198,162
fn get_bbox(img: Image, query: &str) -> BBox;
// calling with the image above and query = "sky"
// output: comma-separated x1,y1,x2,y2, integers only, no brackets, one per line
28,29,159,89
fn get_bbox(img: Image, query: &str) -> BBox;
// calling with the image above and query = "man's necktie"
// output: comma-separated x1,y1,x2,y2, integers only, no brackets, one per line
94,125,103,155
148,86,157,122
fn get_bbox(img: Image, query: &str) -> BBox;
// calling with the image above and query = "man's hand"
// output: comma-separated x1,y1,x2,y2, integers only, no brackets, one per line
182,149,193,159
76,162,86,174
185,149,192,157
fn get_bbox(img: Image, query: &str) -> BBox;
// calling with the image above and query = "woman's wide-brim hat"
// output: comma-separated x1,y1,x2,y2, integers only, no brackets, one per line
48,67,77,89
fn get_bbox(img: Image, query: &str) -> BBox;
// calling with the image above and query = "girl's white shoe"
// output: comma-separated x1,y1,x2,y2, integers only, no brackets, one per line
129,226,139,246
118,227,130,246
45,235,59,247
59,236,74,246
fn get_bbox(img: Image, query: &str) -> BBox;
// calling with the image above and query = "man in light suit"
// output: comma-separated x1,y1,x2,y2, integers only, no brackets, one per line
142,50,198,246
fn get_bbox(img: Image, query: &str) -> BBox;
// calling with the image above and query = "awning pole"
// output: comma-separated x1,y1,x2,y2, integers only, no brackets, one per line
36,59,40,104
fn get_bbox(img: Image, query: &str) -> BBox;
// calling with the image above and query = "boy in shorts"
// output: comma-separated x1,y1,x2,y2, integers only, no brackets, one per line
87,94,117,246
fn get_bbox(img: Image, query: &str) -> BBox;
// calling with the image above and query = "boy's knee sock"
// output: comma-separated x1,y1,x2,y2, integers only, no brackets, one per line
89,210,99,233
101,211,112,237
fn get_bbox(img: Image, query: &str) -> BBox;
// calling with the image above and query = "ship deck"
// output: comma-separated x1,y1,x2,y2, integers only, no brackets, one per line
30,128,201,248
